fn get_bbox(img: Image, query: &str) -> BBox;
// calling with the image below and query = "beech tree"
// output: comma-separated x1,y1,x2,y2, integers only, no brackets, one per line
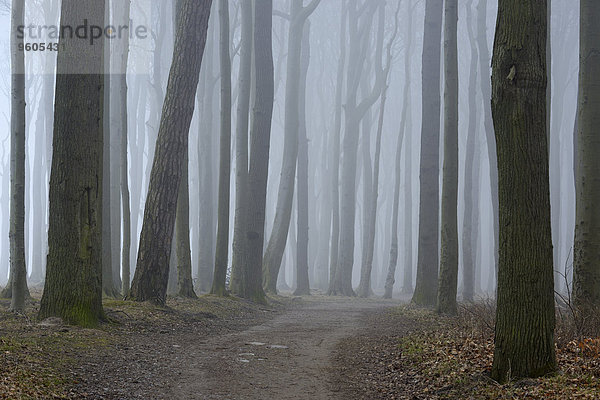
490,0,556,382
39,0,106,326
128,0,213,304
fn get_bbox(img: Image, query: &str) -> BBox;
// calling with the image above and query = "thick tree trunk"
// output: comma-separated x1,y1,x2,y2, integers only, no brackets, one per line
462,0,478,303
39,0,106,326
490,0,556,382
8,0,28,311
436,0,459,315
230,0,252,296
573,0,600,309
240,0,274,303
212,0,232,296
412,0,443,307
128,0,213,305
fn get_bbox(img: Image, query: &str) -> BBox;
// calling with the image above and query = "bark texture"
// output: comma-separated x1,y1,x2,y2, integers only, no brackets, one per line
128,0,212,305
39,0,106,327
490,0,556,382
573,0,600,309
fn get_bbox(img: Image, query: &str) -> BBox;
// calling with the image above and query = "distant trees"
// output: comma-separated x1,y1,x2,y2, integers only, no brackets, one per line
490,0,556,382
128,0,213,304
412,0,443,307
39,0,106,326
573,0,600,310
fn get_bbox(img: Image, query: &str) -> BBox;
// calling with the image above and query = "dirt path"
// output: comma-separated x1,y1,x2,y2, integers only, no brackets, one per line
169,297,401,400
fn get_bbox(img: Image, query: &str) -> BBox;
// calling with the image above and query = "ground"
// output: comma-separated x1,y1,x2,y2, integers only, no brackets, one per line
1,291,600,399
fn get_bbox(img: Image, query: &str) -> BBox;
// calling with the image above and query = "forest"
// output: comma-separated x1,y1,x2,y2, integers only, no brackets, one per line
0,0,596,399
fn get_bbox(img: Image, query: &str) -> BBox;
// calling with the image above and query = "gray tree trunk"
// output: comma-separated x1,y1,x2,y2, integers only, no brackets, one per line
39,0,106,326
412,0,443,307
436,0,459,315
128,0,213,305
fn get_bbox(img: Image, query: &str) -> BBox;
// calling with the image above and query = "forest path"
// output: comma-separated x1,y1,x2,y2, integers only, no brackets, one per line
170,296,403,399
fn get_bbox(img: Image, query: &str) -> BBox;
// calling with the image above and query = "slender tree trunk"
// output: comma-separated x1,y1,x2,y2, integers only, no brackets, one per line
412,0,443,307
294,22,311,296
241,0,274,303
8,0,28,311
436,0,459,315
39,0,106,326
462,0,478,303
490,0,556,382
128,0,213,305
573,0,600,309
176,152,196,298
212,0,232,296
230,0,252,295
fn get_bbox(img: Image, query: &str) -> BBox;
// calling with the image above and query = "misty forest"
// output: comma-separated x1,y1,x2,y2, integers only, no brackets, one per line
0,0,597,398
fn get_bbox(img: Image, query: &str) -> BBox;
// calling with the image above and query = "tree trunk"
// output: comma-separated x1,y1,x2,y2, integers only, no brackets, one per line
211,0,232,296
230,0,253,296
490,0,556,382
263,0,321,294
8,0,28,311
412,0,443,307
436,0,459,315
240,0,274,303
176,152,197,298
573,0,600,309
39,0,106,326
462,0,478,303
128,0,213,305
294,22,311,296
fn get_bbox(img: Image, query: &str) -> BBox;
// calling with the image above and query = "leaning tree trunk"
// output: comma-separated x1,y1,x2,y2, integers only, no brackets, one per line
8,0,28,312
490,0,556,382
39,0,106,327
211,0,232,296
573,0,600,309
412,0,443,307
241,0,274,303
436,0,459,315
128,0,213,305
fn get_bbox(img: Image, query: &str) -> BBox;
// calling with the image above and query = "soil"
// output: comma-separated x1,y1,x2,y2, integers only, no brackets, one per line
74,295,405,399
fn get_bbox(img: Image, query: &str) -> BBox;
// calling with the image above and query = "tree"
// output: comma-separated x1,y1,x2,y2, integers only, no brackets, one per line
212,0,232,296
436,0,459,315
412,0,443,307
7,0,28,311
128,0,213,305
239,0,275,303
39,0,106,326
175,152,197,298
229,0,252,295
573,0,600,309
262,0,321,294
461,0,479,302
490,0,556,382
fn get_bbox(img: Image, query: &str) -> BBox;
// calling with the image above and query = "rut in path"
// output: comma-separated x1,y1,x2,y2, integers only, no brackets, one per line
169,297,401,400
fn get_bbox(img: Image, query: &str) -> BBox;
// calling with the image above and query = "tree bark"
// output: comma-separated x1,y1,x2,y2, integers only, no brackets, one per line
240,0,274,303
412,0,443,307
436,0,459,315
490,0,556,382
176,152,197,298
8,0,28,311
39,0,106,326
573,0,600,309
128,0,213,305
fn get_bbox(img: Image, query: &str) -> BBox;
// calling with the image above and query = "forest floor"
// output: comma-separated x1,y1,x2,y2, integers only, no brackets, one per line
1,290,600,399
